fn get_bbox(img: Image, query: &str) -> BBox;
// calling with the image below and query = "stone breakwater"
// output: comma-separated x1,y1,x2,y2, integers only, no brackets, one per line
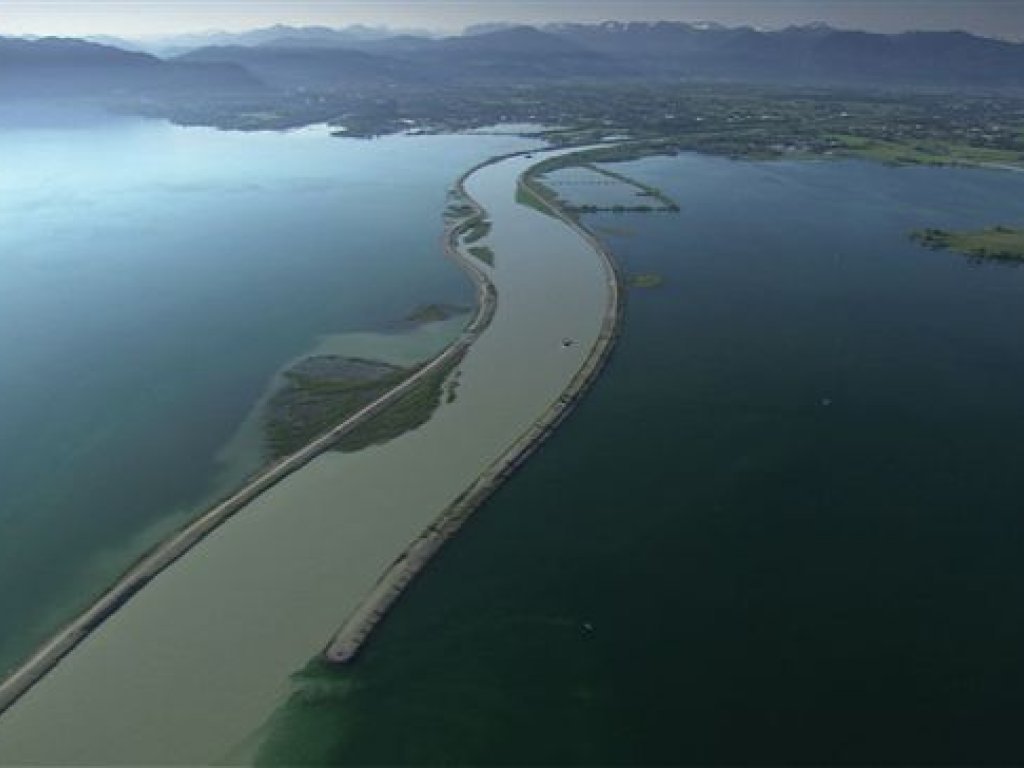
325,151,625,664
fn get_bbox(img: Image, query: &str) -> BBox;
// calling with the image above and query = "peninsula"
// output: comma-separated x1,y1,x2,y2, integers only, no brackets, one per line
324,149,624,666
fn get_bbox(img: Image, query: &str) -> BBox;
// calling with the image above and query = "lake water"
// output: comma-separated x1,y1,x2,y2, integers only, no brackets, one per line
254,154,1024,765
0,146,614,764
0,112,531,678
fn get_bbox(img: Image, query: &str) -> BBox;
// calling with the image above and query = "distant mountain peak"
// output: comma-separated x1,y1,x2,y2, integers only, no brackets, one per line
6,20,1024,97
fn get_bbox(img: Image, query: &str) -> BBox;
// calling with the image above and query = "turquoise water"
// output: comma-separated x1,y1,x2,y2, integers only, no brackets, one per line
0,144,609,766
257,155,1024,764
0,113,531,676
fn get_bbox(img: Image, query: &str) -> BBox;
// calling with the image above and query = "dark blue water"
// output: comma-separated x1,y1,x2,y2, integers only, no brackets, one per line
256,155,1024,765
0,114,531,676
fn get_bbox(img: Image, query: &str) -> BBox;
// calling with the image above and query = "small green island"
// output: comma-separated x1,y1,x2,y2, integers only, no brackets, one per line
335,349,465,453
911,226,1024,262
404,303,469,324
462,217,492,244
467,245,495,266
628,273,665,289
265,351,463,458
265,356,407,458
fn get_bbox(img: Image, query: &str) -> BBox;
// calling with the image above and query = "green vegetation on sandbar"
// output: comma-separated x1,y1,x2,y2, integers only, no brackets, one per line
593,224,637,237
911,226,1024,262
266,345,465,458
445,202,475,220
335,349,466,453
445,368,462,404
461,217,492,245
628,273,666,289
516,177,561,220
265,356,408,458
405,303,469,324
468,245,495,266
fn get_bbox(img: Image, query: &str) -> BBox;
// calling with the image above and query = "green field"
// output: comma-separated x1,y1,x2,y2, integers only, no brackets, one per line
911,226,1024,261
830,135,1024,168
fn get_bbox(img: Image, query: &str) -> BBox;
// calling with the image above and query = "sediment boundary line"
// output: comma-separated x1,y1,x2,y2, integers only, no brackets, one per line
0,149,544,720
325,148,627,664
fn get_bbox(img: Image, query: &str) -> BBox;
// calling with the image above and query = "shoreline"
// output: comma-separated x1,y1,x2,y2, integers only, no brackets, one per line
325,151,625,663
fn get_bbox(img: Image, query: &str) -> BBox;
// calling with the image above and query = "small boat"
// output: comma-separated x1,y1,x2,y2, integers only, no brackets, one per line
561,338,575,348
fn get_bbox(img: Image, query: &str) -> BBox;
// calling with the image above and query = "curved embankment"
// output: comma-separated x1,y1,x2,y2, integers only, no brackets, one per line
0,153,518,720
0,147,627,763
325,154,625,663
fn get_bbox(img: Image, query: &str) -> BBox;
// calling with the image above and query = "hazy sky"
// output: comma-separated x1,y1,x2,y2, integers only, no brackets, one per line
3,0,1024,40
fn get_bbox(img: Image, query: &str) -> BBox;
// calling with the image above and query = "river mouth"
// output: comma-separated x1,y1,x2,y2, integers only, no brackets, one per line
0,147,614,765
254,153,1024,766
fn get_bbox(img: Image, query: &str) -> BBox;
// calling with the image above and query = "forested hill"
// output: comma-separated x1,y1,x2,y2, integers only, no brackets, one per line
0,36,261,97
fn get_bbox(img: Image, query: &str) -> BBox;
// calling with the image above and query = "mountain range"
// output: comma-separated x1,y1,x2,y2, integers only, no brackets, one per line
0,36,259,97
4,21,1024,99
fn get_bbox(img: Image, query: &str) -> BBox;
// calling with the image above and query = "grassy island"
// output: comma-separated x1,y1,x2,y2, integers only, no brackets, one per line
628,273,665,289
265,356,409,458
444,201,475,220
265,346,467,458
468,245,495,266
462,217,492,244
911,226,1024,262
405,303,469,324
335,349,465,453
